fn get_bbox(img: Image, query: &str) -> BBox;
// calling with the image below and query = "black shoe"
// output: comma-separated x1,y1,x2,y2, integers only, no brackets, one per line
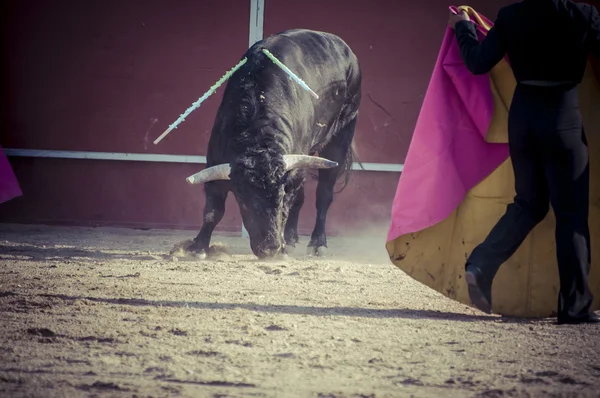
557,313,600,325
465,264,493,314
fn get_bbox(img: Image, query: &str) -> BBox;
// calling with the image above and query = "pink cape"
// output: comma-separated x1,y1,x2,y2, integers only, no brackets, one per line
386,15,509,243
0,145,22,205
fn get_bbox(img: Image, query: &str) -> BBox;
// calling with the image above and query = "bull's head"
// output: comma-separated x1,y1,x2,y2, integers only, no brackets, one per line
187,155,338,258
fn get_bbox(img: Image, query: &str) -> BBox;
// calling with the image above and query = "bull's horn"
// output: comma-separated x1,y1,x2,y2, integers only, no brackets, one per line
186,155,337,184
186,164,231,184
283,154,338,170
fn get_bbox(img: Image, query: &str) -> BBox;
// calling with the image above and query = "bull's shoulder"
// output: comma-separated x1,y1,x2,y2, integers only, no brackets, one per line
278,28,338,40
279,29,351,49
258,29,348,49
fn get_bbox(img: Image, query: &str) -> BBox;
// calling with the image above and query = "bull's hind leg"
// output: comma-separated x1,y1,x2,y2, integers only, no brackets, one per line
307,116,357,256
188,181,229,259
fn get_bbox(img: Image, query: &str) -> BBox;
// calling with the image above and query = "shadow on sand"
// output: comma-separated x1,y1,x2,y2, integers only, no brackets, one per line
0,291,554,324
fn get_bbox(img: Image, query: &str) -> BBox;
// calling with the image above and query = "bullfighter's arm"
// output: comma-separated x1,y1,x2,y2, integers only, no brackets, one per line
454,16,507,76
586,5,600,59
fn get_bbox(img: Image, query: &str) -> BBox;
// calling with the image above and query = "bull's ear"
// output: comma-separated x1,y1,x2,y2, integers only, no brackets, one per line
283,155,338,170
186,164,231,184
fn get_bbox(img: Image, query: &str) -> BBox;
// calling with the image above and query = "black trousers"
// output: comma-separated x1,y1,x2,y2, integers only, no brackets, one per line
467,83,593,320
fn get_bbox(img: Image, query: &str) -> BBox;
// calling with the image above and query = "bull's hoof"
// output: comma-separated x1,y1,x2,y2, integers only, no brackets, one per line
177,248,207,261
278,252,289,261
169,239,208,261
317,246,327,257
186,245,209,260
285,244,296,255
192,250,208,260
307,245,327,257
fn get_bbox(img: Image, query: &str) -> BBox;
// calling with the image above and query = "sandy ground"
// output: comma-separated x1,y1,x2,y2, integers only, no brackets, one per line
0,223,599,398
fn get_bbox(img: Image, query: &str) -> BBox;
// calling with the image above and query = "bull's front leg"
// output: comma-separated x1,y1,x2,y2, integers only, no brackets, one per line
307,169,336,256
284,181,305,249
188,181,229,259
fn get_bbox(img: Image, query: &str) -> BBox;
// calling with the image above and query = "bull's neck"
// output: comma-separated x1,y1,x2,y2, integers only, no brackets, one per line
231,123,292,159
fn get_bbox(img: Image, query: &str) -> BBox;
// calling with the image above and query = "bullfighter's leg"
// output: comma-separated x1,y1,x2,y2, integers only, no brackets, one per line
307,116,358,256
284,182,305,248
188,181,229,259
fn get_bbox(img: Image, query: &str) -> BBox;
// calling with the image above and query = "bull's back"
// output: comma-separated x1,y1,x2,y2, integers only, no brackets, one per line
253,29,360,90
265,29,357,66
207,29,361,163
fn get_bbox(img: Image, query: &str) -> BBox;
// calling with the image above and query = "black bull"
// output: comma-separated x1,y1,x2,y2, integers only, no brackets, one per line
186,29,362,259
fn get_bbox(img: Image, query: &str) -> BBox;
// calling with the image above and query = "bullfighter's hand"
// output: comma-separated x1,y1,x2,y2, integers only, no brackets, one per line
449,10,470,29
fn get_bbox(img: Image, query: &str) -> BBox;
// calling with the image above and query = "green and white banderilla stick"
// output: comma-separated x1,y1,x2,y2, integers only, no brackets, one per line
153,57,248,145
262,49,319,100
154,48,319,145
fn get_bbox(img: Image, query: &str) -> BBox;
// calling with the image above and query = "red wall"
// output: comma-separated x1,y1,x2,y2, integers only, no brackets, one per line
0,0,516,235
2,0,249,156
1,0,250,232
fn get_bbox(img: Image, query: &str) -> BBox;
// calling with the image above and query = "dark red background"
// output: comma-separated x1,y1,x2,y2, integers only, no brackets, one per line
3,0,583,235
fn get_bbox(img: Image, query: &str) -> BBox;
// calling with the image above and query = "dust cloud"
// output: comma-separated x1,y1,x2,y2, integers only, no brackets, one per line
331,221,392,265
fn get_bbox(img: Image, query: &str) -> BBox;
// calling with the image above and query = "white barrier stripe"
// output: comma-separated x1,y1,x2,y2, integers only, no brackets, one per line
4,148,404,172
4,145,403,240
3,148,208,164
